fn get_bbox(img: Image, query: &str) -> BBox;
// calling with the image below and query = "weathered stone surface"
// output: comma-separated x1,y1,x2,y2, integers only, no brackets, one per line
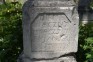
21,0,79,62
18,52,76,62
23,56,76,62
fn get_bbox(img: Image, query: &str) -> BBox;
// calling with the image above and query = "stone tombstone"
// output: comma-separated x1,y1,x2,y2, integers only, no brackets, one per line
78,0,93,24
22,0,79,62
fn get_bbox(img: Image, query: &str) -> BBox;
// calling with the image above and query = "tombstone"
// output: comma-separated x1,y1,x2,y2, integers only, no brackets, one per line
78,0,93,25
20,0,79,62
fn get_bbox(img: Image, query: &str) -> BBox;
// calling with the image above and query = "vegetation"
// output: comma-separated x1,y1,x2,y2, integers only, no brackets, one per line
0,2,23,62
76,23,93,62
0,1,93,62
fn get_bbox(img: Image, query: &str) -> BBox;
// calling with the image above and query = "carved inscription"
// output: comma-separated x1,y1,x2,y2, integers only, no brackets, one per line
31,14,71,52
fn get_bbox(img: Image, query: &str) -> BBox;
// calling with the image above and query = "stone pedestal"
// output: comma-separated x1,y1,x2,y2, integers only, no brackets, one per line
20,0,79,62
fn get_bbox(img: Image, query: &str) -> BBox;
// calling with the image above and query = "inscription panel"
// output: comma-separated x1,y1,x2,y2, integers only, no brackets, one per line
31,14,75,52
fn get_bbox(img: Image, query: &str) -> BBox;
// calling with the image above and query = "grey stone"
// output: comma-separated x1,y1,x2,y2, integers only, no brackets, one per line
20,0,79,62
23,56,77,62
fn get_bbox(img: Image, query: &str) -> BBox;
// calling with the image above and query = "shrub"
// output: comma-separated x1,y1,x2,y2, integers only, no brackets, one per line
0,2,23,62
76,23,93,62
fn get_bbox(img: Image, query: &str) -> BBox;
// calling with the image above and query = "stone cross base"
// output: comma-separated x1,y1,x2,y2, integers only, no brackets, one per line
17,53,76,62
24,57,76,62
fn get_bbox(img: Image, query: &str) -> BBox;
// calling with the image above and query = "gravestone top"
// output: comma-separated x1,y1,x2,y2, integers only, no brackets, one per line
26,0,76,7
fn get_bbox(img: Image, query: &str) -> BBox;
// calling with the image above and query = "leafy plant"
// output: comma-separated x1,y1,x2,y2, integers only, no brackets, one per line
0,2,23,62
76,23,93,62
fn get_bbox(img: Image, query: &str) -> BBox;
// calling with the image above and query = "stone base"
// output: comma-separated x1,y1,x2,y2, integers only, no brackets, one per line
18,56,76,62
